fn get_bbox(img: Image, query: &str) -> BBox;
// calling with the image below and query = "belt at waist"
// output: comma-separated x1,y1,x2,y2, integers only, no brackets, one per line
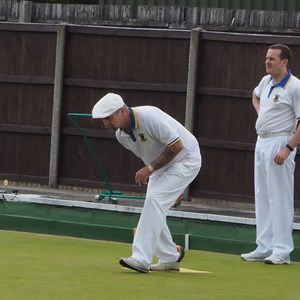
257,131,294,138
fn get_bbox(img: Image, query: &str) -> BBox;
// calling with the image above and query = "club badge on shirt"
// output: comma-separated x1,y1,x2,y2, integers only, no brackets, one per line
273,94,280,103
138,133,148,142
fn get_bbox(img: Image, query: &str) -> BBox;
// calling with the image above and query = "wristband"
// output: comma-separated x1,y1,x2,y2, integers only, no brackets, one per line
286,144,294,151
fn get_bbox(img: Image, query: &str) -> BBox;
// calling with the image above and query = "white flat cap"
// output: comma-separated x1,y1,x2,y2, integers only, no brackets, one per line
92,93,124,119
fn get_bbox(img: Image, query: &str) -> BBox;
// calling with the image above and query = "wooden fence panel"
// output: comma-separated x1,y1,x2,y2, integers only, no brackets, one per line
1,22,300,208
59,26,190,191
0,23,57,184
193,31,300,207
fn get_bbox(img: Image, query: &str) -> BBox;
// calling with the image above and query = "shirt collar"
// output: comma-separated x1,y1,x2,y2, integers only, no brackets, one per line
129,107,138,129
119,107,138,142
268,69,291,88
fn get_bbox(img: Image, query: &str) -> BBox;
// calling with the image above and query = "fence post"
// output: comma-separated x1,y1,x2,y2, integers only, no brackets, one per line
48,23,67,189
184,27,201,201
185,27,201,132
19,1,32,23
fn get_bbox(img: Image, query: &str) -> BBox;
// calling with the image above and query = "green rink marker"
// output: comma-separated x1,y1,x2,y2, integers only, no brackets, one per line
67,113,184,207
67,113,128,204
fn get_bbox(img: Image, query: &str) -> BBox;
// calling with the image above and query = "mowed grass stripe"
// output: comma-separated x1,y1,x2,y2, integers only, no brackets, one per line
0,230,299,300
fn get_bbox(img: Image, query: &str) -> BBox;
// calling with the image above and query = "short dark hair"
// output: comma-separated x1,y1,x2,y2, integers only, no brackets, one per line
269,44,291,62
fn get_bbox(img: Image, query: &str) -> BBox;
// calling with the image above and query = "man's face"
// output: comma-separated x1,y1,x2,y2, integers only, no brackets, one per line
102,108,124,130
265,48,287,77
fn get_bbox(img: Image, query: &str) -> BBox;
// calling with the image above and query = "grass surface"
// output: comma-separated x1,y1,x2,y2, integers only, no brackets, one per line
0,230,299,300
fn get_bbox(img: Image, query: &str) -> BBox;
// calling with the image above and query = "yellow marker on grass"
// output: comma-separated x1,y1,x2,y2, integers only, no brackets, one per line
3,179,8,193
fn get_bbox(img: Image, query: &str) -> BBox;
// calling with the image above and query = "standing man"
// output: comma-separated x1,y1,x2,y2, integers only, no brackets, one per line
241,44,300,265
92,93,201,272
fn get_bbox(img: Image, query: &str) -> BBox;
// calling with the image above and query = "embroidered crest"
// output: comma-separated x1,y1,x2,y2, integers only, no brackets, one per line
138,133,147,142
273,94,280,102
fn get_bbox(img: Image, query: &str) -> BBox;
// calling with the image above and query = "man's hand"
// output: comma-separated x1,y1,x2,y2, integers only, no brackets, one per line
134,140,184,185
135,166,151,186
274,147,291,165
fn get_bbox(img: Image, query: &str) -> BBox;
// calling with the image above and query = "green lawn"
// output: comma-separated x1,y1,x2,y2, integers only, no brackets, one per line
0,230,299,300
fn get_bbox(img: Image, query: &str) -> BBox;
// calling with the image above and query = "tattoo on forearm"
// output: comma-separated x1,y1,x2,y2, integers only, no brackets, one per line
151,147,178,171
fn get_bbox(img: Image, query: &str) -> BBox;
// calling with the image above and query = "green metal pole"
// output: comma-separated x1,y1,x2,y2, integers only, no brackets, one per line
67,113,114,194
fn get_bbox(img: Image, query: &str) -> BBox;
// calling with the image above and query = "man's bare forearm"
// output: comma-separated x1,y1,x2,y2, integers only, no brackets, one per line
150,140,184,171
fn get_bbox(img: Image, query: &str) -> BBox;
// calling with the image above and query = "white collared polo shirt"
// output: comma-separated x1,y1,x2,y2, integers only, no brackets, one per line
254,71,300,134
115,106,199,167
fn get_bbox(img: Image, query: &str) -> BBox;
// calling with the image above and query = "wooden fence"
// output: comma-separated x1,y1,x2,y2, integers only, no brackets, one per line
0,22,300,207
193,32,300,206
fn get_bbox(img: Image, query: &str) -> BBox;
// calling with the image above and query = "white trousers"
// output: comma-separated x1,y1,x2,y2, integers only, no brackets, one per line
254,135,296,258
132,146,201,268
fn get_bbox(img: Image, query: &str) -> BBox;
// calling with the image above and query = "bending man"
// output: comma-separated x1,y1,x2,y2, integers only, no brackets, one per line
92,93,201,272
